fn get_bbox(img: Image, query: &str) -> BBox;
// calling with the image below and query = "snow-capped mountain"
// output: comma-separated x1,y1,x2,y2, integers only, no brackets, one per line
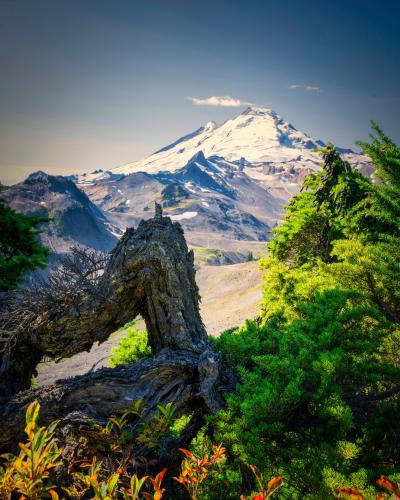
110,106,325,175
78,150,281,245
74,106,370,252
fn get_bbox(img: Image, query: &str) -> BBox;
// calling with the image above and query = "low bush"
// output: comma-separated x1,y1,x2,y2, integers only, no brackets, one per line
109,323,151,368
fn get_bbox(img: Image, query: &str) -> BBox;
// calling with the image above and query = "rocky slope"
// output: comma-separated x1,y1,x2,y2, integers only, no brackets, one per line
0,171,118,259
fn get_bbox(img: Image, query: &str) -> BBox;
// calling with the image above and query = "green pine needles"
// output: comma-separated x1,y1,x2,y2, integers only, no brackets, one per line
0,203,48,291
211,124,400,498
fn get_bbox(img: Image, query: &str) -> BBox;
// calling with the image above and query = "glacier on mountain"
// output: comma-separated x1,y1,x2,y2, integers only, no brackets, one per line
74,106,370,250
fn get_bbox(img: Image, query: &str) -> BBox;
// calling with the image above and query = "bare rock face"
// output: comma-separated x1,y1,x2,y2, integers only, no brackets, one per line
0,206,232,456
0,171,118,256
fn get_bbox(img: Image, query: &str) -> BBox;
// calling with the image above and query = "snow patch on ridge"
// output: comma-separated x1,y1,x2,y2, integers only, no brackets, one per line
170,211,198,221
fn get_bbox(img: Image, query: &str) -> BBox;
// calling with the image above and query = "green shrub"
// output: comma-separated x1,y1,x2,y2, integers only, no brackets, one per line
210,129,400,498
109,324,151,367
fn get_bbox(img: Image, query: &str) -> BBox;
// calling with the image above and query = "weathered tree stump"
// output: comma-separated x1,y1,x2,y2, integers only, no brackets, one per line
0,206,233,458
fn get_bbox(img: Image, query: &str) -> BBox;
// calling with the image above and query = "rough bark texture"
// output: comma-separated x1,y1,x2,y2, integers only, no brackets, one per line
0,206,232,457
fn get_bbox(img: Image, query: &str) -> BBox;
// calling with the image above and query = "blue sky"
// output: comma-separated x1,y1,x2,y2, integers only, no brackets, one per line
0,0,399,184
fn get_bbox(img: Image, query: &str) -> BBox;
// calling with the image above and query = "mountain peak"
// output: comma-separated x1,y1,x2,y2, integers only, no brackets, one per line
25,171,51,184
108,104,332,176
241,105,276,117
203,120,217,132
188,150,207,164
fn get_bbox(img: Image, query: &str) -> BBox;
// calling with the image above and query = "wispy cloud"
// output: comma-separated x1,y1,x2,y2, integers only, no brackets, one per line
288,84,322,92
186,95,252,107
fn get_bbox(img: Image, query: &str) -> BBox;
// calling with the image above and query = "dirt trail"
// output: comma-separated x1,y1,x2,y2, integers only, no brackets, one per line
35,260,263,386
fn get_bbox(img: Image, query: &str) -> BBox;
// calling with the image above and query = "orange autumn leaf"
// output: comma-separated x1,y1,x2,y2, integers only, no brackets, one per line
376,475,400,497
178,448,195,459
337,487,364,499
376,494,389,500
267,476,284,494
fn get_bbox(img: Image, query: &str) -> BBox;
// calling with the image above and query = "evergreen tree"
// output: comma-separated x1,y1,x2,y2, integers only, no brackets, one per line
356,122,400,238
268,145,369,267
211,127,400,498
0,202,49,291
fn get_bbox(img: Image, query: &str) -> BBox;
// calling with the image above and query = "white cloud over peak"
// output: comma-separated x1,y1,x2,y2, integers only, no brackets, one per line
186,95,252,107
288,84,322,92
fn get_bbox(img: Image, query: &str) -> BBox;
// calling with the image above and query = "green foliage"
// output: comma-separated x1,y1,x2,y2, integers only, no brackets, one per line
268,145,370,267
267,190,332,266
314,145,368,215
109,324,151,368
0,202,49,291
183,429,239,500
94,399,146,452
0,401,61,499
214,298,400,496
356,122,400,239
211,127,400,498
136,402,176,449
